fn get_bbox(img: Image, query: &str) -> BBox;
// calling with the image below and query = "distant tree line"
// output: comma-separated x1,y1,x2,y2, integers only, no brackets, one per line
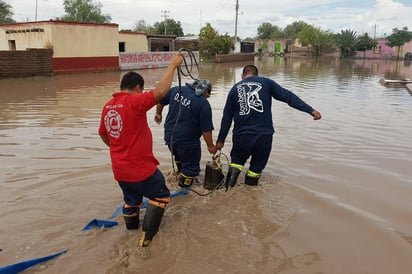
2,0,412,60
257,21,412,59
0,0,15,23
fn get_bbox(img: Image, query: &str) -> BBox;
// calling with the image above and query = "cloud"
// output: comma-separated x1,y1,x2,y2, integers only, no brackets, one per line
7,0,412,39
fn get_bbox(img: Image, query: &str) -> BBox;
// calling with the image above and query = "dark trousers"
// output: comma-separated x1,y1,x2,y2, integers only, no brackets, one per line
230,133,273,174
168,143,201,177
118,169,170,215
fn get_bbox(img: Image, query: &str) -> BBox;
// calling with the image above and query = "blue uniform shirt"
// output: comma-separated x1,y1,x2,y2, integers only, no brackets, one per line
159,85,214,148
217,76,314,143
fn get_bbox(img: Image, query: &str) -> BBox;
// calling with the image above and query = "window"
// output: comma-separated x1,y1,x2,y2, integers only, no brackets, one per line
119,42,125,52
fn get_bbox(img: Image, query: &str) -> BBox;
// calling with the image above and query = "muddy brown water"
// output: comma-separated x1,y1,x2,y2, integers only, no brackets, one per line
1,57,412,273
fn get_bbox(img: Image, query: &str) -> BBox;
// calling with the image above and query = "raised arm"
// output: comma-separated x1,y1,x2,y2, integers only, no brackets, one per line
153,54,183,101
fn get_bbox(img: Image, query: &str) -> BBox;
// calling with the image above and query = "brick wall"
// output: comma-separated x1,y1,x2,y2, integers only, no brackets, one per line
214,53,255,63
0,48,53,78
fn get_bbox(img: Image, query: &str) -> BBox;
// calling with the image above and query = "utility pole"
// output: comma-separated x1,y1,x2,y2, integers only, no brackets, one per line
200,10,202,30
234,0,239,45
161,10,170,35
35,0,38,21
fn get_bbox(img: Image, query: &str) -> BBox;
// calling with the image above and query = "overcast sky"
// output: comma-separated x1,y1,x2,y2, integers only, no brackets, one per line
7,0,412,39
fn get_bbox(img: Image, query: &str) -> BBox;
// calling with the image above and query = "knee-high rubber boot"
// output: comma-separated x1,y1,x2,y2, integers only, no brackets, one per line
225,166,241,191
244,174,260,186
245,170,260,186
138,203,165,247
245,169,260,186
123,211,140,230
178,173,194,188
175,161,182,174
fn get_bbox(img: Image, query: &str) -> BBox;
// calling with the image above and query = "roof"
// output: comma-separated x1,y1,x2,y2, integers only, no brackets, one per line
0,20,119,28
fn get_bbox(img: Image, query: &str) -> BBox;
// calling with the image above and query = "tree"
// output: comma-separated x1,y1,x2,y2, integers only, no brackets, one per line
214,33,234,55
257,22,282,39
283,21,310,40
297,25,334,56
386,27,412,61
133,19,155,34
198,23,234,59
59,0,111,23
0,0,15,24
153,18,184,36
356,33,377,59
335,29,358,59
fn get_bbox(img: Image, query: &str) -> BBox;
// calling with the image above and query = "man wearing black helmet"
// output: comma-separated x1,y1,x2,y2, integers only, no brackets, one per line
155,79,217,188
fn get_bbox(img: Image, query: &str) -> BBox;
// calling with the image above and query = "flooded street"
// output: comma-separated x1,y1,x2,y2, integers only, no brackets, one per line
1,57,412,274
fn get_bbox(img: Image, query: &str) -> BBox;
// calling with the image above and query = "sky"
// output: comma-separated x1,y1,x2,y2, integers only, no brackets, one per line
7,0,412,39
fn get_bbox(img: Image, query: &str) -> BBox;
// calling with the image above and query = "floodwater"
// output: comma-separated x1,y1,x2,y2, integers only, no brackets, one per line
1,57,412,274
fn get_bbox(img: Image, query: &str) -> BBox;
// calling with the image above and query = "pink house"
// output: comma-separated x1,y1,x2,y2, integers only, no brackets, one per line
356,38,412,59
402,40,412,55
356,38,394,59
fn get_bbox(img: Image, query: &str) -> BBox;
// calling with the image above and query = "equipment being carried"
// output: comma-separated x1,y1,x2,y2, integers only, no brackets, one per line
203,153,225,190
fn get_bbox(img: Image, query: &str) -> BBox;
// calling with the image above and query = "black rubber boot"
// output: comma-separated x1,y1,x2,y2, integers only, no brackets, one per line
138,203,165,247
178,174,194,188
123,214,140,230
175,161,182,174
225,166,241,191
244,175,260,186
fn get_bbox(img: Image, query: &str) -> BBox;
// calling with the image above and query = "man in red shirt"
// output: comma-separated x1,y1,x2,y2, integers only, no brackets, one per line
99,54,183,256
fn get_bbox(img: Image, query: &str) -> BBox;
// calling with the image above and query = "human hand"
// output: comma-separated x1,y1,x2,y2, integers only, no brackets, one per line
311,110,322,120
216,142,224,150
171,54,184,68
154,113,162,124
207,145,217,155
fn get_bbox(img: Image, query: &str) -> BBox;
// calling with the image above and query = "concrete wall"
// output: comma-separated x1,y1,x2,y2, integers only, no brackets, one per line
1,21,119,74
356,38,394,59
119,51,199,70
49,22,119,57
0,24,52,50
355,39,412,59
255,39,289,53
214,53,255,63
119,31,148,52
0,48,53,78
400,40,412,55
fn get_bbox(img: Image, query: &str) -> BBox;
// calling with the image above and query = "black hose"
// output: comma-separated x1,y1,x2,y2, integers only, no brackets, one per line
169,49,199,175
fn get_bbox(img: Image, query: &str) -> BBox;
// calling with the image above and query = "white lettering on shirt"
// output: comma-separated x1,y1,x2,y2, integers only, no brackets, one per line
173,93,191,108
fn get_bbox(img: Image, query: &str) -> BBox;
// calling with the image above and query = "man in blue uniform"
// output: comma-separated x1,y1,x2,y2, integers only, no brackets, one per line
155,79,217,188
216,65,322,190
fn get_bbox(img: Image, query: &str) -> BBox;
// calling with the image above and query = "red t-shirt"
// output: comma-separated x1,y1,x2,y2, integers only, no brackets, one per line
99,90,159,182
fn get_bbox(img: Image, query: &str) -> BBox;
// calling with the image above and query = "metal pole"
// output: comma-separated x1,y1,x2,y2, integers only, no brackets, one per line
161,10,170,35
234,0,239,45
35,0,38,21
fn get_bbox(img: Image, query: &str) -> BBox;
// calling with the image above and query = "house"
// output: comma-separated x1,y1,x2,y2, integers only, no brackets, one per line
255,39,291,56
355,38,394,59
118,31,148,53
0,20,121,73
355,38,412,59
0,20,183,77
